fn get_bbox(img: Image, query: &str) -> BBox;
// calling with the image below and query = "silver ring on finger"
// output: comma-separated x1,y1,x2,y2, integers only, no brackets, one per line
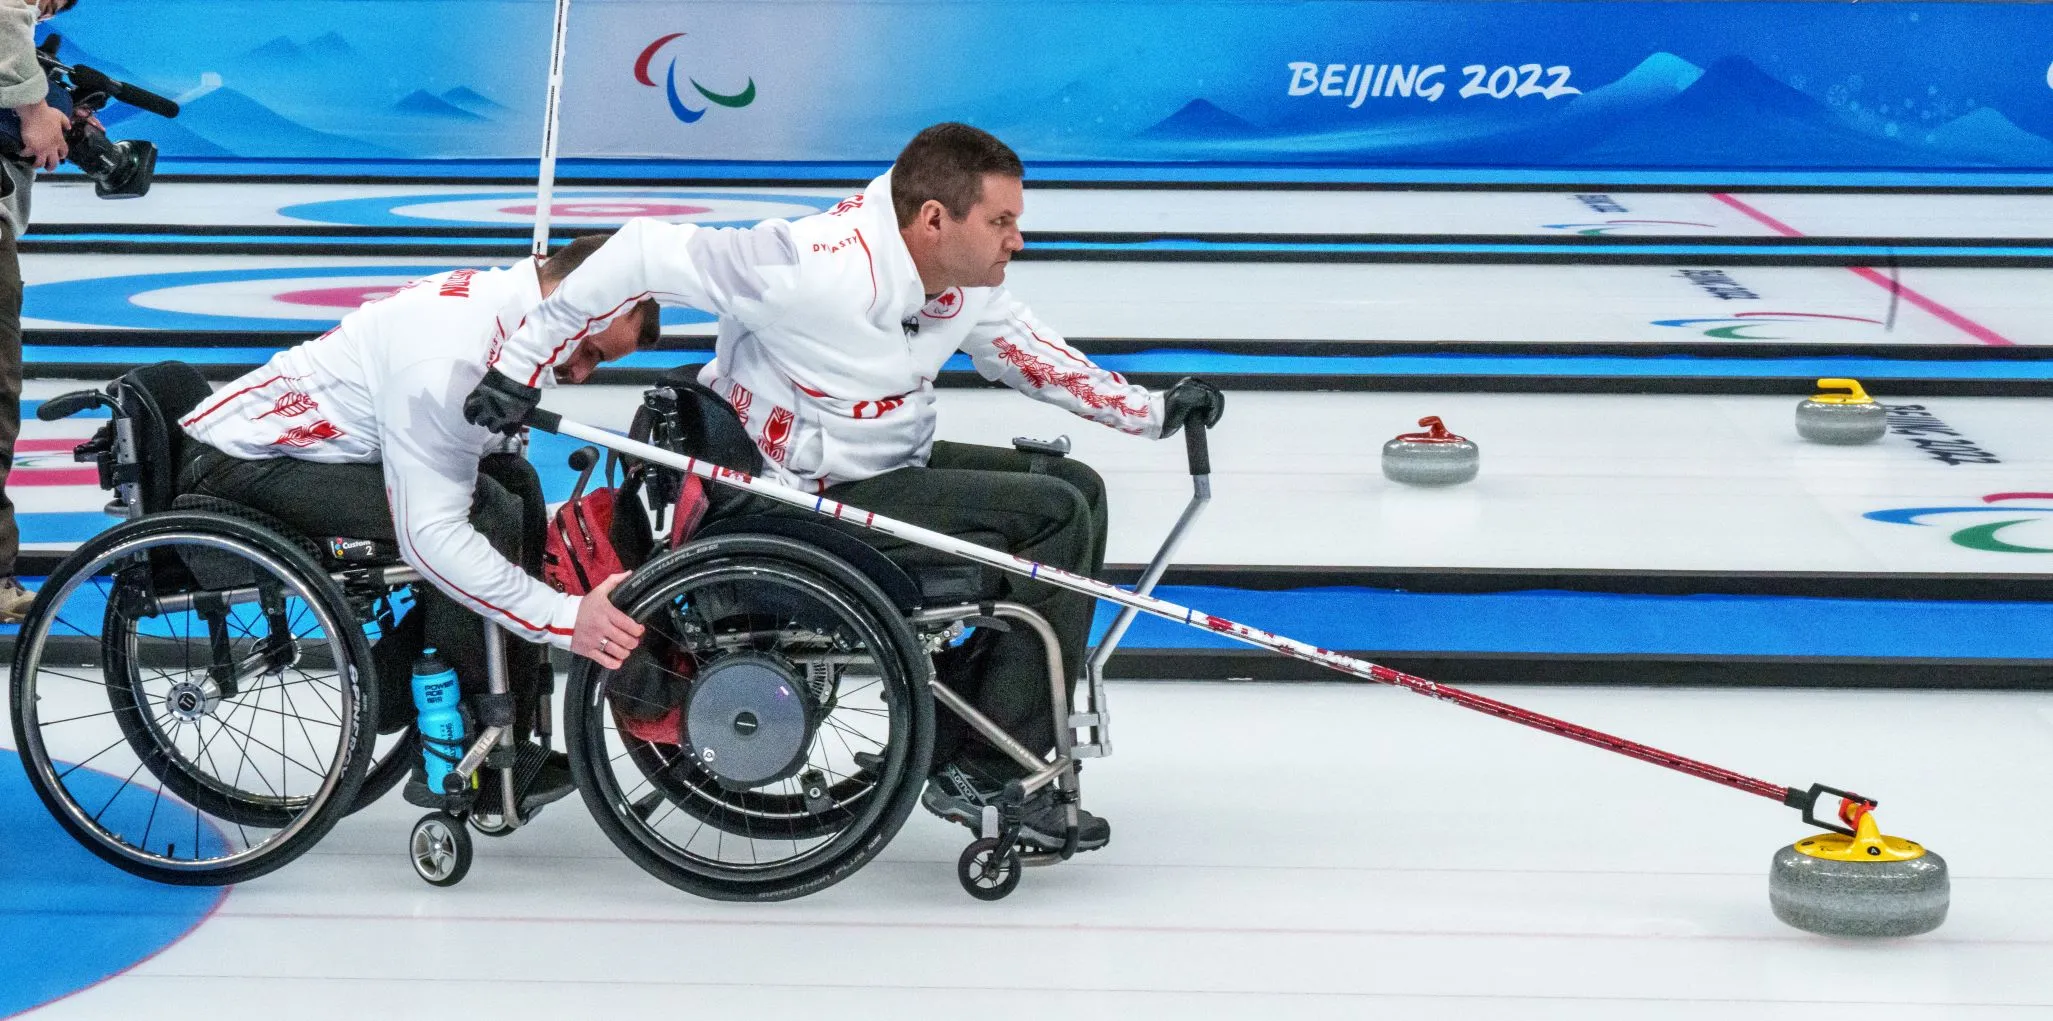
599,636,610,653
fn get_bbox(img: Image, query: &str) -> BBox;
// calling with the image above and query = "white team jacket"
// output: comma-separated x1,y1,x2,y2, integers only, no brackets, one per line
181,261,581,649
491,173,1165,491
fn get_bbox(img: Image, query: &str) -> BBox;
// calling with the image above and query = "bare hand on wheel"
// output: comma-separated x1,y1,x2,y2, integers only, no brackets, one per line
572,572,644,669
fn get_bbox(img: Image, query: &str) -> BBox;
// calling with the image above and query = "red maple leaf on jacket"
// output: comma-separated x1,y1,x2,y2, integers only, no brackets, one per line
273,420,344,447
990,338,1146,418
253,390,319,420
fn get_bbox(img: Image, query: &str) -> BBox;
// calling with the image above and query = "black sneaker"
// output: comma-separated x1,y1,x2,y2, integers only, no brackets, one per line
920,763,1110,852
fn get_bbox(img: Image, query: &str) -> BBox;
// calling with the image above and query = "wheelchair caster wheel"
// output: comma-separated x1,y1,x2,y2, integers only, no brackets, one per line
411,812,473,887
957,838,1021,901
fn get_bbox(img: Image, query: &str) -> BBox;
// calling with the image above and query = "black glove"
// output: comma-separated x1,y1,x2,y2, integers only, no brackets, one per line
1158,376,1224,438
463,369,543,436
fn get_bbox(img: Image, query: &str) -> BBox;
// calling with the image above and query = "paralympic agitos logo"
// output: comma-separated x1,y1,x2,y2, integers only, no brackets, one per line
1653,311,1886,340
1867,493,2053,554
634,32,756,124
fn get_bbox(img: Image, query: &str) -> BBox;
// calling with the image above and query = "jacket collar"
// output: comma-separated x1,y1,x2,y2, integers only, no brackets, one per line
863,172,928,318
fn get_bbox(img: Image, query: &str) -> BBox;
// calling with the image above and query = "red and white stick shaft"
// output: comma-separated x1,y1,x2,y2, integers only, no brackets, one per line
546,414,1792,804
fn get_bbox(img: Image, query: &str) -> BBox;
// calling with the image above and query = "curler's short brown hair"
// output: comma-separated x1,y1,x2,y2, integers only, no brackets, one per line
889,122,1024,228
540,233,610,286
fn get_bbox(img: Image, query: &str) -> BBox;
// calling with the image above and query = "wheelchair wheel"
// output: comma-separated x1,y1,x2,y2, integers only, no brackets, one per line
566,535,934,901
10,512,376,885
352,730,417,812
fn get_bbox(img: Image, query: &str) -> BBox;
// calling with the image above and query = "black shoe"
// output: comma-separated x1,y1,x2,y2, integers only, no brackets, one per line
920,763,1110,852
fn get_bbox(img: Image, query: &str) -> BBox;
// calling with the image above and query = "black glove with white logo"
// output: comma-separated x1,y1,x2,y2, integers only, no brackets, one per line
1158,376,1225,438
463,369,542,436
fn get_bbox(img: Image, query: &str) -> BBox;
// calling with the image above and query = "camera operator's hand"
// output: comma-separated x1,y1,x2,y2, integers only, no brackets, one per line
15,100,69,171
71,100,102,134
463,368,542,436
1157,376,1225,438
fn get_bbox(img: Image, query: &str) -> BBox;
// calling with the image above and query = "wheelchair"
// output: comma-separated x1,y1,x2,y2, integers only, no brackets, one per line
543,369,1192,902
9,361,446,884
11,362,1203,901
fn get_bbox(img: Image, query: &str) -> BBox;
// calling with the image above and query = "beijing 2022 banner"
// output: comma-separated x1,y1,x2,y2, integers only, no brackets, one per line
45,0,2053,170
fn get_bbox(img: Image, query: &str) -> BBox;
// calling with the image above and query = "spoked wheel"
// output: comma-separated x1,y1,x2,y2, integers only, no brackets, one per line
9,513,375,885
566,535,934,901
352,730,417,813
610,639,888,843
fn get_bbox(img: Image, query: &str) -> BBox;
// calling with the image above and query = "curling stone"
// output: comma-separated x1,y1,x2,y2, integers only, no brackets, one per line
1769,802,1948,938
1795,378,1888,445
1382,416,1479,487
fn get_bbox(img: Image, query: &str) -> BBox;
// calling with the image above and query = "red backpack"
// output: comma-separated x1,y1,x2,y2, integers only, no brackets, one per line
539,368,750,596
541,450,711,595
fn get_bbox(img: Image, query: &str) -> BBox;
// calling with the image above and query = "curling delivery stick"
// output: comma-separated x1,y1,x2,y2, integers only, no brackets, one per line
525,408,1873,834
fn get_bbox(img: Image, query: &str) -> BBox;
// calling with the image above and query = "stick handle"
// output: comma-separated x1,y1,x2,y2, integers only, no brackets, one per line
1183,422,1210,477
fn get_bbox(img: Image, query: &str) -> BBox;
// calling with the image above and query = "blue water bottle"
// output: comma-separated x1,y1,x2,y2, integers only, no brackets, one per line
412,650,467,797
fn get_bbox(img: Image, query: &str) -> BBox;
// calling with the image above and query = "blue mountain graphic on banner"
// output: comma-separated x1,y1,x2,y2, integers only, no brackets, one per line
1137,99,1263,139
239,36,307,66
304,31,359,61
1568,52,1704,117
1565,56,1938,166
441,87,509,116
170,87,396,158
125,116,232,158
394,90,486,120
1922,107,2053,165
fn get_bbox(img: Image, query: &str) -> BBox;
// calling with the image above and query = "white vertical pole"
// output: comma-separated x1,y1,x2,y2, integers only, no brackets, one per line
531,0,574,258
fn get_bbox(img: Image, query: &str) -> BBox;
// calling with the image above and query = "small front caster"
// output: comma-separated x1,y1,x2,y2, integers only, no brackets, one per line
411,812,473,887
957,838,1021,901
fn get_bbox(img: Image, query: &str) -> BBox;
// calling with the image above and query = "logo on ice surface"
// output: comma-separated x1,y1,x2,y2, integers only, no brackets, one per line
635,32,757,124
1652,311,1885,341
1541,219,1717,236
1866,493,2053,554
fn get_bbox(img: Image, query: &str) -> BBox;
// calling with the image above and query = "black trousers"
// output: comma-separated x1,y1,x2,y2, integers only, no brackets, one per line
0,224,21,576
178,445,552,738
755,440,1108,780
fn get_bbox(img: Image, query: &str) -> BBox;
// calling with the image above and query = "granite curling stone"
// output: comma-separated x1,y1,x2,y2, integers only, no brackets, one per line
1382,416,1479,487
1769,804,1948,938
1795,378,1888,445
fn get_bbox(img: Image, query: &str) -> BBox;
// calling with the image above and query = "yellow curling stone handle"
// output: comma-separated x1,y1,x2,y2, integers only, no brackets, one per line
1809,378,1876,405
1791,804,1927,862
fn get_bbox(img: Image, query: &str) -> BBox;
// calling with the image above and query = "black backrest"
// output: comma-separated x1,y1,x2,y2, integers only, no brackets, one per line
114,361,212,513
641,364,764,476
631,365,766,524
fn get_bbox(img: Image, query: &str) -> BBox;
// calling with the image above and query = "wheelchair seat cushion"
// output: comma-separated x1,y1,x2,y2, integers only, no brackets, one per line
170,493,400,568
